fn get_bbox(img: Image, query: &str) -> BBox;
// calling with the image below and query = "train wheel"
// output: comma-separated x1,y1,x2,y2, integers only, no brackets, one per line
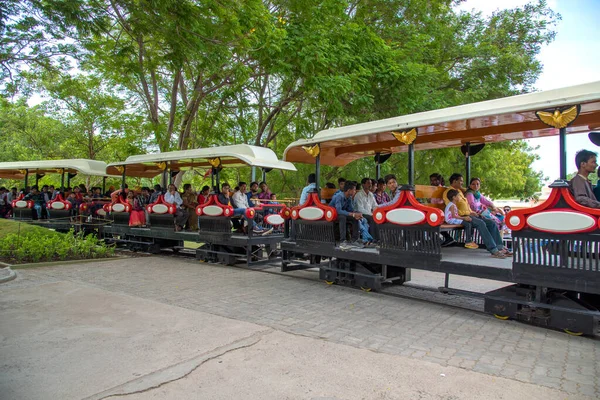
493,314,509,320
564,329,583,336
361,287,372,293
324,280,335,285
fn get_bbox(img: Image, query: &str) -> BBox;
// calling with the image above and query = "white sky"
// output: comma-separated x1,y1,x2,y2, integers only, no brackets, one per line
457,0,600,182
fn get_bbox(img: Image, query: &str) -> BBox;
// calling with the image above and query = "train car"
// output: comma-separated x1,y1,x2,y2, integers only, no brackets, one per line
0,159,116,228
281,81,600,335
103,144,297,264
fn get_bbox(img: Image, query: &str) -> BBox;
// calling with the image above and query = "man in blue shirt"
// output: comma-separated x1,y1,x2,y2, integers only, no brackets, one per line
330,182,374,248
299,173,317,205
335,177,346,195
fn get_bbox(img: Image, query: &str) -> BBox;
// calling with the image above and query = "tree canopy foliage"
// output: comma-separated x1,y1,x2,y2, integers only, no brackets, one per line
0,0,559,199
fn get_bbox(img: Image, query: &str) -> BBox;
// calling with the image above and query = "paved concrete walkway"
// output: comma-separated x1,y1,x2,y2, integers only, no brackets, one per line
1,256,598,399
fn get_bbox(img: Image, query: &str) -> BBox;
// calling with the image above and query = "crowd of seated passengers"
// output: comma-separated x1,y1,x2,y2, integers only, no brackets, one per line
1,184,110,220
297,172,512,256
442,173,511,259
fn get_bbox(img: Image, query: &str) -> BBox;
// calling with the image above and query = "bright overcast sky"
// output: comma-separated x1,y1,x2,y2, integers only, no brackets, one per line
457,0,600,182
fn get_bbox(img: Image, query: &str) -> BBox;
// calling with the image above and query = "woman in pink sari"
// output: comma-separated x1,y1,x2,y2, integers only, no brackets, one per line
465,178,505,230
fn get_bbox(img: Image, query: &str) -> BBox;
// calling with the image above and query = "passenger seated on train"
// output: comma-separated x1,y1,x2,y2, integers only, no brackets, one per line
8,187,17,203
233,182,250,209
197,185,210,205
127,191,146,227
429,173,445,204
336,177,346,194
443,173,511,259
354,177,380,241
258,182,271,200
330,182,375,248
182,183,198,231
111,184,129,203
445,189,478,249
299,173,316,205
0,187,9,218
218,183,271,234
571,150,600,208
24,185,45,219
149,184,163,204
164,184,188,232
379,174,400,207
247,182,259,206
373,178,389,205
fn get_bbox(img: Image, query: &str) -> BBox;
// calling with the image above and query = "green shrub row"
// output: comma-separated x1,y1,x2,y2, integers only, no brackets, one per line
0,229,114,264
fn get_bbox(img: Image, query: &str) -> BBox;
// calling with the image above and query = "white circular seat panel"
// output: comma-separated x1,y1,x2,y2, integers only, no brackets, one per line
385,209,426,225
203,205,224,216
265,214,285,226
527,211,596,233
152,204,169,214
298,207,324,221
51,202,66,210
112,203,126,212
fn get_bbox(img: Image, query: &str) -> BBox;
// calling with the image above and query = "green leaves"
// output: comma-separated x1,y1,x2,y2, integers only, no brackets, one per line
0,0,558,200
0,228,114,264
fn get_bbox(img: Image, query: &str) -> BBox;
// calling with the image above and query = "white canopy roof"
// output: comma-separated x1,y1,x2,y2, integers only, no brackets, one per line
0,159,115,180
284,81,600,166
107,144,297,178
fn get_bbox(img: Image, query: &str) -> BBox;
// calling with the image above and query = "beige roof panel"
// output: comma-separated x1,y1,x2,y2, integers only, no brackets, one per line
284,81,600,166
0,159,115,180
107,144,297,178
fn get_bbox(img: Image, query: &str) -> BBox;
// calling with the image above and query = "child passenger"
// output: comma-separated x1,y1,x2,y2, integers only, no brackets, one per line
445,189,478,249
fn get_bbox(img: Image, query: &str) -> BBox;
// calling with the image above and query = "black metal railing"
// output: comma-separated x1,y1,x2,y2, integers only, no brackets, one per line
379,224,441,256
293,220,336,245
512,230,600,294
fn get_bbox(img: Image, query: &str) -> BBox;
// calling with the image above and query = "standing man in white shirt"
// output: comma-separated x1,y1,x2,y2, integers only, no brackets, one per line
164,184,188,231
354,177,380,241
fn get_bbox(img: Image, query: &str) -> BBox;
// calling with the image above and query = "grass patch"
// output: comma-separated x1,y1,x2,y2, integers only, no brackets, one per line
0,219,61,240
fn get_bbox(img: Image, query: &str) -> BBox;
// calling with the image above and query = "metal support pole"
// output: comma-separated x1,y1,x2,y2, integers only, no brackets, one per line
211,168,215,192
251,166,256,182
262,169,267,183
375,152,381,180
35,173,39,187
67,172,71,188
465,142,471,185
60,170,65,191
24,169,29,189
169,169,173,185
315,152,321,200
162,170,167,189
102,176,106,194
408,144,414,186
559,127,567,180
215,169,221,193
121,166,126,188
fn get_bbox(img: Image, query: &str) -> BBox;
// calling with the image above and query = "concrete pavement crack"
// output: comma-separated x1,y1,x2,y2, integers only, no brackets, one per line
83,328,273,400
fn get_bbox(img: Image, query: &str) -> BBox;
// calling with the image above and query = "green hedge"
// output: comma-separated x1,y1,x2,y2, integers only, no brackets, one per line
0,229,114,264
